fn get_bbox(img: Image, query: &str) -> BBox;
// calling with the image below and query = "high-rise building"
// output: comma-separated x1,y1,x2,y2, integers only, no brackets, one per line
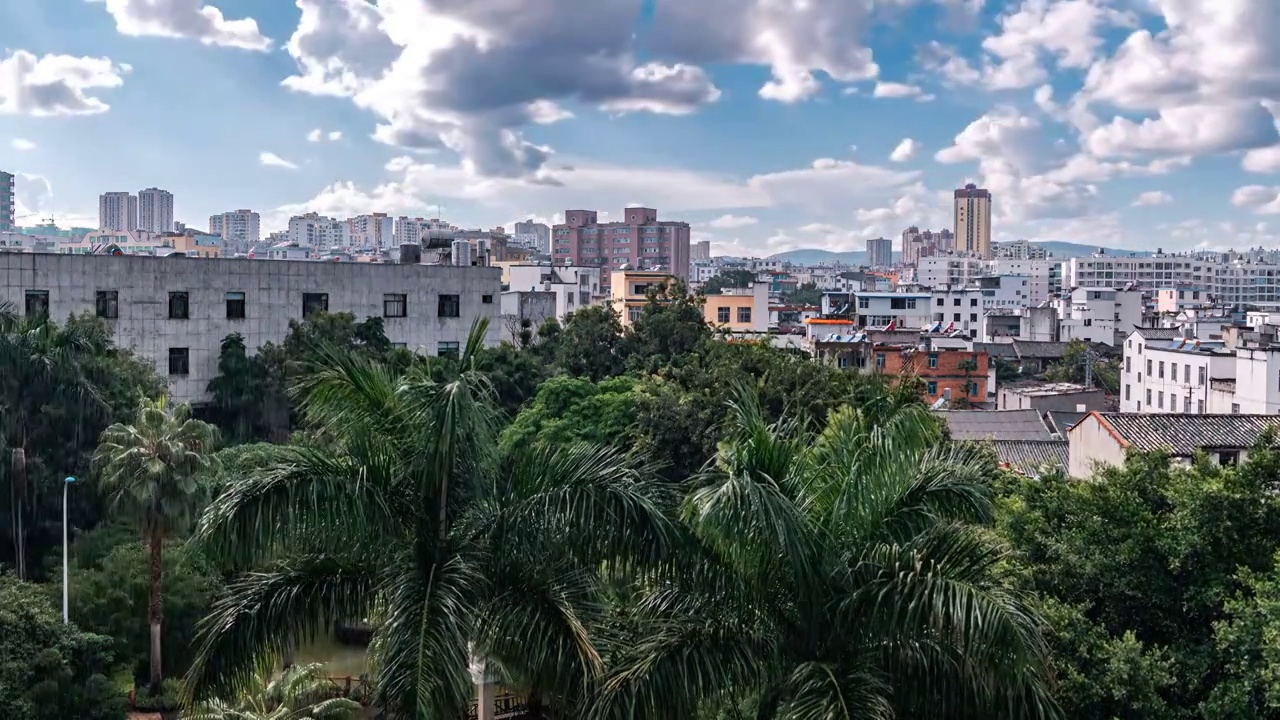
0,171,13,231
99,192,137,231
348,213,394,248
513,219,551,254
137,187,174,233
287,212,346,247
552,207,692,280
209,209,261,249
395,216,453,246
954,183,992,259
900,227,955,266
691,239,712,263
866,237,893,268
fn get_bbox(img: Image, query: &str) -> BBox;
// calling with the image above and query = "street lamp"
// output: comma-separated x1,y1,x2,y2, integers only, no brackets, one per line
63,476,76,624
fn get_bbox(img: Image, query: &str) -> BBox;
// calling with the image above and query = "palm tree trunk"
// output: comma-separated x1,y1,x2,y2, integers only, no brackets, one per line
148,527,164,693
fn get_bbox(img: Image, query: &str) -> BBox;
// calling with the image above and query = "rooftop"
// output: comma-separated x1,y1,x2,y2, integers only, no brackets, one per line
1088,413,1280,455
993,440,1069,476
1130,327,1185,341
936,409,1053,441
1045,410,1086,435
1003,382,1097,397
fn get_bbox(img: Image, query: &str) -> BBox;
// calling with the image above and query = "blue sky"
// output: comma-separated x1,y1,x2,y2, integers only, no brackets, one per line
2,0,1279,256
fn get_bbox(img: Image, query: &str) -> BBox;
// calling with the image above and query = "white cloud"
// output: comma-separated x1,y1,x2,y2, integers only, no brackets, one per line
1086,102,1279,157
1232,185,1280,215
10,138,36,151
889,138,919,162
259,152,299,170
328,130,343,141
1244,146,1280,174
307,128,344,142
1132,190,1172,207
872,82,934,101
0,50,128,116
980,0,1136,89
88,0,271,50
306,128,323,142
707,214,759,229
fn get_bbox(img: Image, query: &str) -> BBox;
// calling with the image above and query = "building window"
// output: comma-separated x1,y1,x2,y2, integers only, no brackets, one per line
1232,403,1241,414
1126,357,1132,372
628,307,642,322
1199,366,1206,385
1219,450,1240,466
1198,400,1205,414
953,298,961,306
970,298,978,307
1184,364,1190,383
717,306,730,323
1147,389,1152,405
168,347,190,376
1170,364,1177,382
1157,392,1164,409
927,381,938,395
953,313,961,322
875,353,885,368
168,291,189,320
225,291,245,320
437,341,460,359
1171,396,1178,412
969,313,977,322
970,382,980,396
482,294,494,304
936,298,944,306
858,297,869,309
737,307,751,323
928,353,938,369
24,290,49,319
383,293,408,318
1125,384,1130,401
95,290,118,319
302,293,329,317
1158,361,1164,379
1147,359,1153,375
438,294,461,318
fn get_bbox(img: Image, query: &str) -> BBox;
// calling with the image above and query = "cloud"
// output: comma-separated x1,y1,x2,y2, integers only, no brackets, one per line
889,138,919,162
1132,190,1172,207
0,50,128,116
707,214,759,229
13,173,53,216
87,0,271,50
872,82,934,101
10,138,36,151
259,152,299,170
1232,185,1280,215
1085,102,1279,157
307,128,344,142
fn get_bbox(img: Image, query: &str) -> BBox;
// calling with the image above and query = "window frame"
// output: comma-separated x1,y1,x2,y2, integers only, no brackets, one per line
24,290,49,319
167,347,190,376
225,291,246,320
302,292,329,318
437,293,461,318
168,291,190,320
383,293,408,318
95,290,119,319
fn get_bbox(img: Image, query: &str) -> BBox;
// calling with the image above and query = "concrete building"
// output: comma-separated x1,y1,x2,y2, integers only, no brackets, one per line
852,291,932,329
395,217,453,246
512,220,551,254
1122,326,1280,415
167,229,222,258
287,213,346,248
992,239,1046,260
0,253,501,403
137,188,174,233
209,209,261,251
704,283,769,333
506,264,604,320
954,183,992,259
989,258,1059,303
1068,412,1279,477
930,275,1031,339
99,192,138,231
59,229,162,255
866,237,893,268
691,240,712,263
1055,287,1143,346
499,291,557,344
348,213,394,249
610,269,675,325
1156,287,1212,314
997,382,1105,414
916,256,986,287
0,171,13,231
553,207,691,280
901,227,955,266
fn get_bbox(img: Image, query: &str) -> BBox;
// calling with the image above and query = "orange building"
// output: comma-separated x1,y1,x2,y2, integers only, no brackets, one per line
873,345,988,405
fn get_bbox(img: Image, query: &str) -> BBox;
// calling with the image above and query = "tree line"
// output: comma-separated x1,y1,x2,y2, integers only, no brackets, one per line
5,286,1280,718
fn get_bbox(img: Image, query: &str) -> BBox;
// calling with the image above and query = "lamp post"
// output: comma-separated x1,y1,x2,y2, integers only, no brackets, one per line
63,476,76,624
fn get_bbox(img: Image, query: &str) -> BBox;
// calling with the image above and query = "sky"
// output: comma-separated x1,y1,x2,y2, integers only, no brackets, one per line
1,0,1279,257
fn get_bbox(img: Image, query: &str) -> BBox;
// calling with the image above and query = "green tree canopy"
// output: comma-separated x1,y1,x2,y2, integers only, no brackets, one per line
499,375,637,454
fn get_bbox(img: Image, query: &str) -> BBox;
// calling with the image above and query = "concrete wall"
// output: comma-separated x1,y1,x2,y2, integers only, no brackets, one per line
0,253,502,403
1067,415,1128,478
499,291,556,344
998,387,1105,413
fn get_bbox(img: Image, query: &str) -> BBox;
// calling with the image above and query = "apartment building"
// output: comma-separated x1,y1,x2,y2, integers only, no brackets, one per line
507,264,603,320
851,292,932,329
1156,287,1213,314
992,239,1047,260
610,269,676,325
0,253,501,403
901,227,954,266
287,213,347,248
954,183,992,259
1122,326,1280,415
916,256,986,287
348,213,394,249
553,207,691,280
99,192,138,231
988,258,1059,303
704,283,769,333
137,188,174,233
512,220,551,254
931,275,1031,339
866,236,893,268
395,217,453,246
1057,288,1143,345
209,209,261,250
691,240,712,263
1062,252,1280,309
0,171,13,231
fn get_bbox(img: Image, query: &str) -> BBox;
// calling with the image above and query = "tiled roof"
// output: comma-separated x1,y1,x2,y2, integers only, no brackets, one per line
1130,327,1184,340
1011,341,1074,359
993,440,1069,476
975,342,1018,358
1045,411,1086,435
936,409,1053,441
1093,413,1280,455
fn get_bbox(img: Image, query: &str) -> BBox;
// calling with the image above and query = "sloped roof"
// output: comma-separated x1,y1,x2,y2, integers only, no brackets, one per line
1091,413,1280,455
1011,341,1074,359
936,409,1053,441
1130,327,1184,340
975,342,1018,359
993,440,1069,476
1045,410,1086,435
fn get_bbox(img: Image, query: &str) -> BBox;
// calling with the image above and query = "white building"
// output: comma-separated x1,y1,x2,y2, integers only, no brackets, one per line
992,239,1047,260
348,213,394,249
61,229,162,255
931,275,1030,339
506,264,604,320
137,188,174,233
209,209,261,250
1120,327,1280,415
0,253,502,403
1055,288,1143,346
1068,413,1279,477
988,258,1060,303
99,192,137,231
916,256,986,287
512,220,551,254
287,213,347,248
851,292,932,329
395,217,453,246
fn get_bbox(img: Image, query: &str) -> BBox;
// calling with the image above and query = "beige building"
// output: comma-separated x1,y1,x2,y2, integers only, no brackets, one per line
611,269,676,325
704,283,768,333
954,183,992,259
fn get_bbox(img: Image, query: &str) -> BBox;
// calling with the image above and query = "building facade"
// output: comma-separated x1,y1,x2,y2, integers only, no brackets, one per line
512,220,551,254
287,213,346,248
704,283,769,333
901,227,954,266
395,217,453,246
99,192,138,231
866,237,893,268
0,171,13,232
954,183,992,259
691,240,712,263
0,253,502,403
348,213,394,249
137,188,174,233
507,264,604,320
992,239,1046,260
553,207,691,280
209,209,261,250
852,292,932,329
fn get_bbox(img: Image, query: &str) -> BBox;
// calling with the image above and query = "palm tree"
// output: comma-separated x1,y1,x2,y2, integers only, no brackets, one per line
187,320,677,717
94,396,221,692
183,663,360,720
595,385,1060,719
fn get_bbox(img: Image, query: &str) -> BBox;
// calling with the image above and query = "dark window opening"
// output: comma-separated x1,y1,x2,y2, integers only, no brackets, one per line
438,294,461,318
225,291,246,320
438,341,460,358
25,290,48,319
95,291,119,319
302,293,329,317
168,347,190,376
168,291,189,320
481,294,494,304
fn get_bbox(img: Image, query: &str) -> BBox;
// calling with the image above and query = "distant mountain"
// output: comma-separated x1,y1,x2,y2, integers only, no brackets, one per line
767,242,1151,265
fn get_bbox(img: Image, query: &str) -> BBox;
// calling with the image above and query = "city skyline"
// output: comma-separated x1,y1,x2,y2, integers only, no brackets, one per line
1,1,1278,256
